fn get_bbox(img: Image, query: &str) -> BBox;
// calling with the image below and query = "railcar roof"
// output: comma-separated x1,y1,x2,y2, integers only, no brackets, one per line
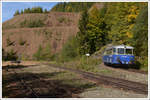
106,45,134,50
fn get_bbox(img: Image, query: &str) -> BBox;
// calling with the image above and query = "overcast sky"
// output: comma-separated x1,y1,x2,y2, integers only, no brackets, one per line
2,2,58,22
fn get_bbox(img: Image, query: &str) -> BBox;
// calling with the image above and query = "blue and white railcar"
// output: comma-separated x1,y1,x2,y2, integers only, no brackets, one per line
102,45,135,65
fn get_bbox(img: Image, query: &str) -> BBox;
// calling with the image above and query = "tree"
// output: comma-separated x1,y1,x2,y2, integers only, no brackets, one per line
103,3,143,45
44,9,48,13
21,10,24,14
14,10,20,16
77,6,90,55
131,5,148,57
51,2,94,12
77,5,108,55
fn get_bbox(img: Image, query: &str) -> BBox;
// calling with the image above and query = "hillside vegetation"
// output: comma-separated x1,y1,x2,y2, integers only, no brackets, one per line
51,2,94,12
2,12,80,60
2,2,148,71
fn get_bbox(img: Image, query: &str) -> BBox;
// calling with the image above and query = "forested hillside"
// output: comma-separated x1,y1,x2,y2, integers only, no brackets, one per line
51,2,94,12
77,2,147,54
60,2,148,70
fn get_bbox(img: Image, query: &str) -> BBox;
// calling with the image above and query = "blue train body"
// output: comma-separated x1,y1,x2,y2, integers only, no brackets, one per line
102,45,135,65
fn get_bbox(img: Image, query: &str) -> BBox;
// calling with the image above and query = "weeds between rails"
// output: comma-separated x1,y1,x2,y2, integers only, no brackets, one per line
45,63,148,95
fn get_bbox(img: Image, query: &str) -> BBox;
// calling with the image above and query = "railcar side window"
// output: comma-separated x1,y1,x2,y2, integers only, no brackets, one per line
108,49,112,55
118,48,124,54
126,49,132,55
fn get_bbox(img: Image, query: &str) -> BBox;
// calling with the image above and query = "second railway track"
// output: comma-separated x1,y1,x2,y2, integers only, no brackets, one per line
45,63,148,95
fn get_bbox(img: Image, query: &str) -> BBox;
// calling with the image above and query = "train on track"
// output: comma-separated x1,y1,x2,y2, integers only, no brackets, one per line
102,45,135,65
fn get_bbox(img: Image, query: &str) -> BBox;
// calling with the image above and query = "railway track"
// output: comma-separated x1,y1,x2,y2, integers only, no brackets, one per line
9,69,39,97
6,66,58,97
4,65,78,98
45,63,148,95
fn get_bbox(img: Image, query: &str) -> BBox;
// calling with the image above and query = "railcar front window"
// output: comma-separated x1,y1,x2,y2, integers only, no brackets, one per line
126,49,132,55
118,48,124,54
113,48,116,54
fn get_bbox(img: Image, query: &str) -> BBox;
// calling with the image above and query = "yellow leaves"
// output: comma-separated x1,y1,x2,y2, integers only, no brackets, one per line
129,24,134,29
67,6,71,11
127,14,137,22
128,14,137,19
129,6,138,13
126,32,133,38
127,5,139,23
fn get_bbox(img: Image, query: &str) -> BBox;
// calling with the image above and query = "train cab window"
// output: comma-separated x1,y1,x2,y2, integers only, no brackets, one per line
113,48,116,54
126,49,133,55
118,48,125,54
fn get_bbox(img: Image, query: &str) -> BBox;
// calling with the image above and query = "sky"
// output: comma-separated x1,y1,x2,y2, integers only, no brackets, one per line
2,2,59,22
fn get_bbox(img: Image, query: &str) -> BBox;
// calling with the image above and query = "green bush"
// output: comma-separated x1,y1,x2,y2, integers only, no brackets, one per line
58,36,79,62
58,17,66,23
20,19,45,28
57,17,71,24
135,57,148,71
76,56,101,72
2,49,18,61
19,38,26,46
33,44,53,61
6,37,14,46
43,29,53,39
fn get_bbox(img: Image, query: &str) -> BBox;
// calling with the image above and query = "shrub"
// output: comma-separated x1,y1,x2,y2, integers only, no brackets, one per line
6,37,14,46
57,17,71,24
2,48,6,61
20,19,27,27
33,44,52,61
2,49,18,61
76,56,101,72
134,57,148,71
58,17,66,23
19,38,26,46
43,29,53,39
33,45,43,61
28,19,44,28
58,36,79,62
20,19,45,28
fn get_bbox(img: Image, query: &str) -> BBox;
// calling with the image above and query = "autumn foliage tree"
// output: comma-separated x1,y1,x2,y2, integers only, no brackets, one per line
51,2,94,12
76,2,148,69
77,5,108,55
